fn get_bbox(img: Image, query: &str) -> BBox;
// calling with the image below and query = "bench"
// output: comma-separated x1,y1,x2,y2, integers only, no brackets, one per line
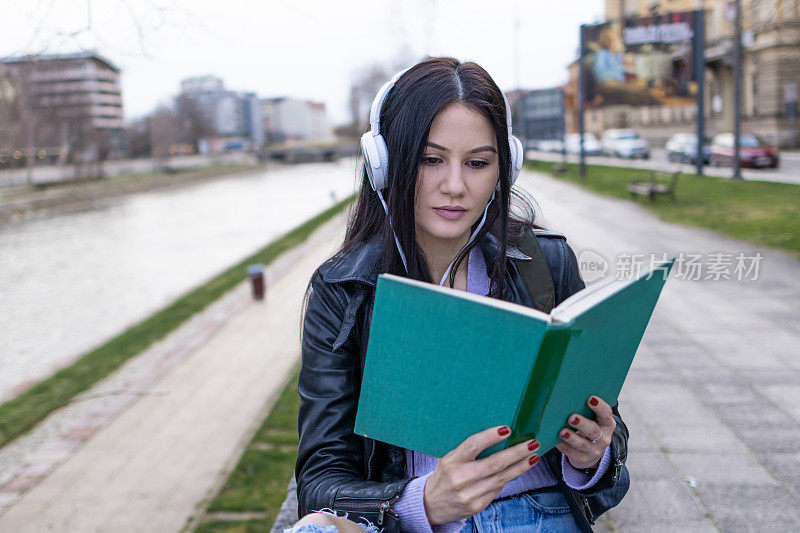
271,476,299,532
627,170,680,201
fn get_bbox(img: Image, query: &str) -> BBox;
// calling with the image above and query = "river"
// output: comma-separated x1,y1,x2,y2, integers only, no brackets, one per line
0,160,359,401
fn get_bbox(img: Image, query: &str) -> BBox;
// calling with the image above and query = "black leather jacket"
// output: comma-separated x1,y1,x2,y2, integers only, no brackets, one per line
296,230,630,532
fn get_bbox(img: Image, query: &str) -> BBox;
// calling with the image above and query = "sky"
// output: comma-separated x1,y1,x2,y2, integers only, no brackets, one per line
0,0,605,126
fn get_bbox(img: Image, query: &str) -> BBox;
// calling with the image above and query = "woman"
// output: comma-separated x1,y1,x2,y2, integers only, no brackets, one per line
289,57,629,533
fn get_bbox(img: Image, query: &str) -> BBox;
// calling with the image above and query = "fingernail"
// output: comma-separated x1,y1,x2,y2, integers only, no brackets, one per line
570,416,580,425
529,455,540,466
562,431,570,439
528,440,540,451
498,426,511,436
589,397,599,407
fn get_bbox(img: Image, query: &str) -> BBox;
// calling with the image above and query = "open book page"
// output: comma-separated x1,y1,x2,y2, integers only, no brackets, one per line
379,274,553,323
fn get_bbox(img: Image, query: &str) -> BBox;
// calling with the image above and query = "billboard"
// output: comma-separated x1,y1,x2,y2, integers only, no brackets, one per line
581,12,700,108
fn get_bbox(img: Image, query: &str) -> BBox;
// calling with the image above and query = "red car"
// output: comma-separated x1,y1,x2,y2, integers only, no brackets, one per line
710,133,780,169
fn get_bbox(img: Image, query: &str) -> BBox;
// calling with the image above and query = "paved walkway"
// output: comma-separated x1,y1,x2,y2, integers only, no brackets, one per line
515,170,800,531
1,167,799,532
0,213,346,532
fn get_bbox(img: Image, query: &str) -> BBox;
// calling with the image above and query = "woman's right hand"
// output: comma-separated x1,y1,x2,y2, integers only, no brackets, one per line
423,426,540,524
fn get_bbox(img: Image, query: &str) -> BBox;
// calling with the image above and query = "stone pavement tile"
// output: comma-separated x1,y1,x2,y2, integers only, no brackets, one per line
624,386,718,428
692,484,800,533
622,414,661,453
629,346,666,370
596,518,718,533
667,452,778,486
761,311,800,336
734,425,800,454
598,479,710,524
708,400,790,434
671,363,736,385
715,350,790,370
753,384,800,422
690,378,764,405
653,347,719,370
744,368,800,386
625,451,677,480
654,424,750,454
758,452,800,495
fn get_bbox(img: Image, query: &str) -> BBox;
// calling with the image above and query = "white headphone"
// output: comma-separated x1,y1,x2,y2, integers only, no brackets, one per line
360,65,524,285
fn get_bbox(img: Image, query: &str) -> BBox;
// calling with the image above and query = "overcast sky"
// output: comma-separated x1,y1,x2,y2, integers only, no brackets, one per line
0,0,605,126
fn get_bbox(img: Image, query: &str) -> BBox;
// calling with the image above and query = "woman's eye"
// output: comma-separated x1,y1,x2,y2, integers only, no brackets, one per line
422,156,441,166
467,160,489,169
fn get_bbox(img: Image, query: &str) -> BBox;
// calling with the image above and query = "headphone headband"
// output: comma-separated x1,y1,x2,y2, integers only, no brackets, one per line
369,67,411,134
370,66,515,138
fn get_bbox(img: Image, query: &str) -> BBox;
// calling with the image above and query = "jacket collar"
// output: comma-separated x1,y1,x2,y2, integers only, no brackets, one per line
321,232,531,286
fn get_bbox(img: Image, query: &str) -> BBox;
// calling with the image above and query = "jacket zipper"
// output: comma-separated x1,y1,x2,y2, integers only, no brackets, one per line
612,456,624,483
366,439,375,480
335,494,400,526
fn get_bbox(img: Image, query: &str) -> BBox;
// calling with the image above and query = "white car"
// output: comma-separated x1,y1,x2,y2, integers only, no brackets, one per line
537,139,564,153
601,129,650,159
565,133,601,155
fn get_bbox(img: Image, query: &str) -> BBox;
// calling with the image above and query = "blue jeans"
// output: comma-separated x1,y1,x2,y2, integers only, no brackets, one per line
285,490,582,532
461,489,582,532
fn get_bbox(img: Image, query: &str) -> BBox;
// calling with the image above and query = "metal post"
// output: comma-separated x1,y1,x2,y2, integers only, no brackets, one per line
732,0,743,179
578,24,586,178
694,9,706,176
561,88,568,168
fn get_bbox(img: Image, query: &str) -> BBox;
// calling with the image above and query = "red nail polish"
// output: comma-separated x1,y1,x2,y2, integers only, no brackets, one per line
562,431,570,439
589,397,599,407
571,416,580,425
528,440,540,451
498,426,511,436
529,455,540,466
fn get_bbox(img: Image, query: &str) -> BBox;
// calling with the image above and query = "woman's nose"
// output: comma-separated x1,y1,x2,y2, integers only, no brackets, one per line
439,162,467,196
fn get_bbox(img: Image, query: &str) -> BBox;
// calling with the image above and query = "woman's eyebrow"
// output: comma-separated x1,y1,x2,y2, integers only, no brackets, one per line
426,142,497,154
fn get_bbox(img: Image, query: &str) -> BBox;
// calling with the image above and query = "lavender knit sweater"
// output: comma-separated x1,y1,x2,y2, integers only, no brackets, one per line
392,246,612,533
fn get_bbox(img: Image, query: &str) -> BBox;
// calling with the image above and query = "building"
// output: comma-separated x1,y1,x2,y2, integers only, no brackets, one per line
569,0,800,147
0,51,126,165
511,88,567,148
261,97,334,144
178,75,264,154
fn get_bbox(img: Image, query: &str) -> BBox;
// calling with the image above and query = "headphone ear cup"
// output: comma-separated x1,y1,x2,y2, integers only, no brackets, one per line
373,134,390,190
361,132,390,191
509,135,524,186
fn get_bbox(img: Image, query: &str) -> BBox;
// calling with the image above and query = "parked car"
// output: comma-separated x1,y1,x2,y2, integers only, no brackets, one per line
539,139,565,153
709,133,779,168
601,129,650,159
565,133,601,155
665,133,711,164
527,139,563,152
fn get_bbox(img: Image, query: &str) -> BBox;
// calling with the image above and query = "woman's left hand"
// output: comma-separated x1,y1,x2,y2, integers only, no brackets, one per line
556,395,616,470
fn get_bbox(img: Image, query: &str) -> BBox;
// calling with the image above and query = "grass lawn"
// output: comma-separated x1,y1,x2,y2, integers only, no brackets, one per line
192,367,301,531
526,160,800,258
0,196,353,448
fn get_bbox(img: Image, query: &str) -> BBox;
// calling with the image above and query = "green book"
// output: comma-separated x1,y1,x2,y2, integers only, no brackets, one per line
354,258,674,458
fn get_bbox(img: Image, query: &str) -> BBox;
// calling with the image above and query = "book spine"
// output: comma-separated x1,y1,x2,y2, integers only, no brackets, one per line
508,327,578,449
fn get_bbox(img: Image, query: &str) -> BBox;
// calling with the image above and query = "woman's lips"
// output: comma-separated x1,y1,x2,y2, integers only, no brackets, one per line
433,207,466,220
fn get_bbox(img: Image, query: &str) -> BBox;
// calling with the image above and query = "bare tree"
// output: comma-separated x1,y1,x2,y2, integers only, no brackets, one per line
175,94,216,151
348,51,422,135
148,104,185,169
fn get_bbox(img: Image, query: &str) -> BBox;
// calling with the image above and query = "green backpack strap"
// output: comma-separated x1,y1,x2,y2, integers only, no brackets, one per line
516,228,560,314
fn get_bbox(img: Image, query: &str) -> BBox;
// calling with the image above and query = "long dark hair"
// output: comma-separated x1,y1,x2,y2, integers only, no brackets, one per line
334,56,541,294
